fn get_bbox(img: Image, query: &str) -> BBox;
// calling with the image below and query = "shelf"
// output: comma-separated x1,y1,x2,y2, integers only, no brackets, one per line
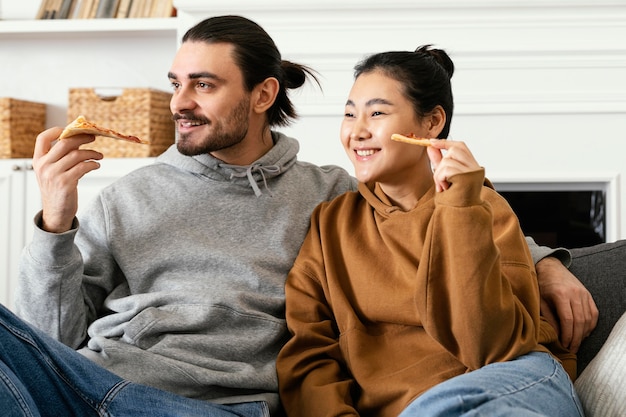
0,17,179,37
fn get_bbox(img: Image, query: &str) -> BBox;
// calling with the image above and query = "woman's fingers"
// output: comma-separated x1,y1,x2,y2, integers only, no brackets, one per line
428,140,480,191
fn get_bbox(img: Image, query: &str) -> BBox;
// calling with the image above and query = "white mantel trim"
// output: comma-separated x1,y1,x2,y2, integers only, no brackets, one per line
174,0,626,12
173,0,626,33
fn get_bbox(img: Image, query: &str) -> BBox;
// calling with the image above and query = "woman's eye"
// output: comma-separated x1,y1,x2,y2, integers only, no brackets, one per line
372,111,384,117
344,112,354,118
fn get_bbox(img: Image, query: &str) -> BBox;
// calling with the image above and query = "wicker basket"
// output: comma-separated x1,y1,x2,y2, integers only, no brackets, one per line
67,88,174,157
0,98,46,159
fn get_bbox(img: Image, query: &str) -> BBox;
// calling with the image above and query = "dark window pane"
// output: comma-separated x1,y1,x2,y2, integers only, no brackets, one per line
499,191,605,249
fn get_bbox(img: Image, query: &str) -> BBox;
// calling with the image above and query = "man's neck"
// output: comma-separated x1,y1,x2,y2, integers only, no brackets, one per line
211,128,274,166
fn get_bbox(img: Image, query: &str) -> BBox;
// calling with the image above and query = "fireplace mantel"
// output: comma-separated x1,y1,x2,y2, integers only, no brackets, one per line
173,0,625,240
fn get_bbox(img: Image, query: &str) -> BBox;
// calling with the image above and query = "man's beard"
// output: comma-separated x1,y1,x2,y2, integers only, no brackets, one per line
175,99,250,156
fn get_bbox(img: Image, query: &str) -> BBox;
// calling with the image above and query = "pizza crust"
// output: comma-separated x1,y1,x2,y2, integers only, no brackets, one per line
390,133,432,147
59,115,148,144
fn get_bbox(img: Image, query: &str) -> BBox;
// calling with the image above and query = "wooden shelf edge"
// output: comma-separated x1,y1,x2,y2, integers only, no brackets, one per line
0,17,179,35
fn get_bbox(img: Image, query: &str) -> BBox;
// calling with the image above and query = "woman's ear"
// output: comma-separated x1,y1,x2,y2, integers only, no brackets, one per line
252,77,280,115
426,105,446,138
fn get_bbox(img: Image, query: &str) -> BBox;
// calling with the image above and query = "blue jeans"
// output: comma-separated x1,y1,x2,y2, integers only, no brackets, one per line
399,351,583,417
0,305,270,417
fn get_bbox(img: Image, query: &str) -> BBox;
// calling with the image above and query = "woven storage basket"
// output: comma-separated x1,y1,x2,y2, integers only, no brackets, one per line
0,98,46,159
67,88,174,157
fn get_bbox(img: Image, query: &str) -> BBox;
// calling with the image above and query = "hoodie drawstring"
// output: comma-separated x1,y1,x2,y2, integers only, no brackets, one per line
220,164,281,197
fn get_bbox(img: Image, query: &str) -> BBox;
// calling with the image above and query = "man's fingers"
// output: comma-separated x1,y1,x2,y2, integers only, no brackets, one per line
585,294,600,334
567,291,599,353
568,299,585,353
33,127,63,160
549,297,575,349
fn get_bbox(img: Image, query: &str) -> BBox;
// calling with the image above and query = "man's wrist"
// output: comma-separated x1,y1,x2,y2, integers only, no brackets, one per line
536,256,564,273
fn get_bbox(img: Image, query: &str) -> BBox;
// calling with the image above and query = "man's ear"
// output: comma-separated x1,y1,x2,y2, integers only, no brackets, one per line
252,77,280,115
426,105,446,138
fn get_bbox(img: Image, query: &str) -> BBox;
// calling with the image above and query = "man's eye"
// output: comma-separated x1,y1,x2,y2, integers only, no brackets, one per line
372,111,384,116
344,112,354,118
170,82,180,90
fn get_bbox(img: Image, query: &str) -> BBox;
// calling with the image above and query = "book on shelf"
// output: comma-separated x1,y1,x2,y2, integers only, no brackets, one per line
36,0,66,19
95,0,120,18
59,0,77,19
116,0,132,18
35,0,175,19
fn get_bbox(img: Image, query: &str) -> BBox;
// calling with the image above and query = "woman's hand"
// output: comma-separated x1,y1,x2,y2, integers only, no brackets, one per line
427,139,481,192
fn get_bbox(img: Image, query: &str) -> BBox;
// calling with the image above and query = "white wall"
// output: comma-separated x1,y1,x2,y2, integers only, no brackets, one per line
2,0,625,239
0,0,40,20
175,0,626,241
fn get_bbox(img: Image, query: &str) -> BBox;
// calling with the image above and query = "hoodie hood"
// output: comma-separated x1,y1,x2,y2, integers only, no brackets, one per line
157,131,298,196
358,181,437,218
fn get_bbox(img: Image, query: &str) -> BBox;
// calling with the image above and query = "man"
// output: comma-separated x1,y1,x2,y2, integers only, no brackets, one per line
532,240,598,354
1,15,595,416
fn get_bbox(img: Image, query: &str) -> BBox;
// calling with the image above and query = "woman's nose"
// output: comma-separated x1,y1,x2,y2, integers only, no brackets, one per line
350,118,371,141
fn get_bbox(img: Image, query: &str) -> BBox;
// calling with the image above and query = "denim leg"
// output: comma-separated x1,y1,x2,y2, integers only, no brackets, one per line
106,383,271,417
0,305,270,417
0,303,125,416
0,360,41,417
399,352,584,417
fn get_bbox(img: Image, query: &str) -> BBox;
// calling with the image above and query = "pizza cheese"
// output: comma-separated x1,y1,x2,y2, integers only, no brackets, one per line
59,115,148,144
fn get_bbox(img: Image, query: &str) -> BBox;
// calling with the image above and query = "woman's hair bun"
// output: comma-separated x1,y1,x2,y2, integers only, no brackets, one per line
415,45,454,78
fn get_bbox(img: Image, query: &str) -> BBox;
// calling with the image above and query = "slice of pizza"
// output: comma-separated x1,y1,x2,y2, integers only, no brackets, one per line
59,115,148,144
390,133,432,147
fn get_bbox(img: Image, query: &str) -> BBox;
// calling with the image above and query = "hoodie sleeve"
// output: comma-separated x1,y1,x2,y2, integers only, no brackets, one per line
415,168,542,369
526,236,572,267
15,195,118,348
277,206,359,417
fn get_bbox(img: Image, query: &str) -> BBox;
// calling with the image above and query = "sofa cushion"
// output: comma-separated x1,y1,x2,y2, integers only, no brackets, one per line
574,312,626,417
569,239,626,374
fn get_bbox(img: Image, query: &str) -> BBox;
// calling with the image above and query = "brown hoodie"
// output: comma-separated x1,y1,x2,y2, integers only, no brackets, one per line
278,168,573,417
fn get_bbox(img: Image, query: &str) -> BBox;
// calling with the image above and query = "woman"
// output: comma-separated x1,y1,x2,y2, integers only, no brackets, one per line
276,46,583,416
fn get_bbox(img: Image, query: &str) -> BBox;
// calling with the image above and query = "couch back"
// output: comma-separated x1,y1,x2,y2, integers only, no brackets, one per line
569,240,626,375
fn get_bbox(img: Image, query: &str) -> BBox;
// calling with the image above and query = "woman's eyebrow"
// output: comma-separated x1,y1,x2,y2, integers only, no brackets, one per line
344,98,393,107
366,98,393,106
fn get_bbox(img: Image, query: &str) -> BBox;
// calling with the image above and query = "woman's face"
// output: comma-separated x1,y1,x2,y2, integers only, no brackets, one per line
340,70,433,185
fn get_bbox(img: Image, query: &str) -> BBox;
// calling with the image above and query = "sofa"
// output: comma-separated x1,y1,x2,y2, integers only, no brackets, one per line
567,239,626,416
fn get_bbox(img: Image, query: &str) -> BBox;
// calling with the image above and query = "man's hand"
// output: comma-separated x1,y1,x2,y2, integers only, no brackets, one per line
32,127,103,233
535,256,599,352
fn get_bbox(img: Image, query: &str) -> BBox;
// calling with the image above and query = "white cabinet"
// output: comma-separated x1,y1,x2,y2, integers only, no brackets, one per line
0,157,155,310
0,160,35,310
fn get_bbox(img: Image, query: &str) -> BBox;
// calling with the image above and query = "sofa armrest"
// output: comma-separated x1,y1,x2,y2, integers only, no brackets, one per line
568,239,626,375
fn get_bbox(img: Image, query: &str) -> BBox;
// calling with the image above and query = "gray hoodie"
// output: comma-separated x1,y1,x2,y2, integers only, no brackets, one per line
16,132,357,412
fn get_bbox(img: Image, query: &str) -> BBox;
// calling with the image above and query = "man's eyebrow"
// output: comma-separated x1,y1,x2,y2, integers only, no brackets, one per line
167,71,223,82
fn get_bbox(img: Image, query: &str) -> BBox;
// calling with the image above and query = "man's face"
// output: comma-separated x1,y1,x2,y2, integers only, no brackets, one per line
168,41,251,156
